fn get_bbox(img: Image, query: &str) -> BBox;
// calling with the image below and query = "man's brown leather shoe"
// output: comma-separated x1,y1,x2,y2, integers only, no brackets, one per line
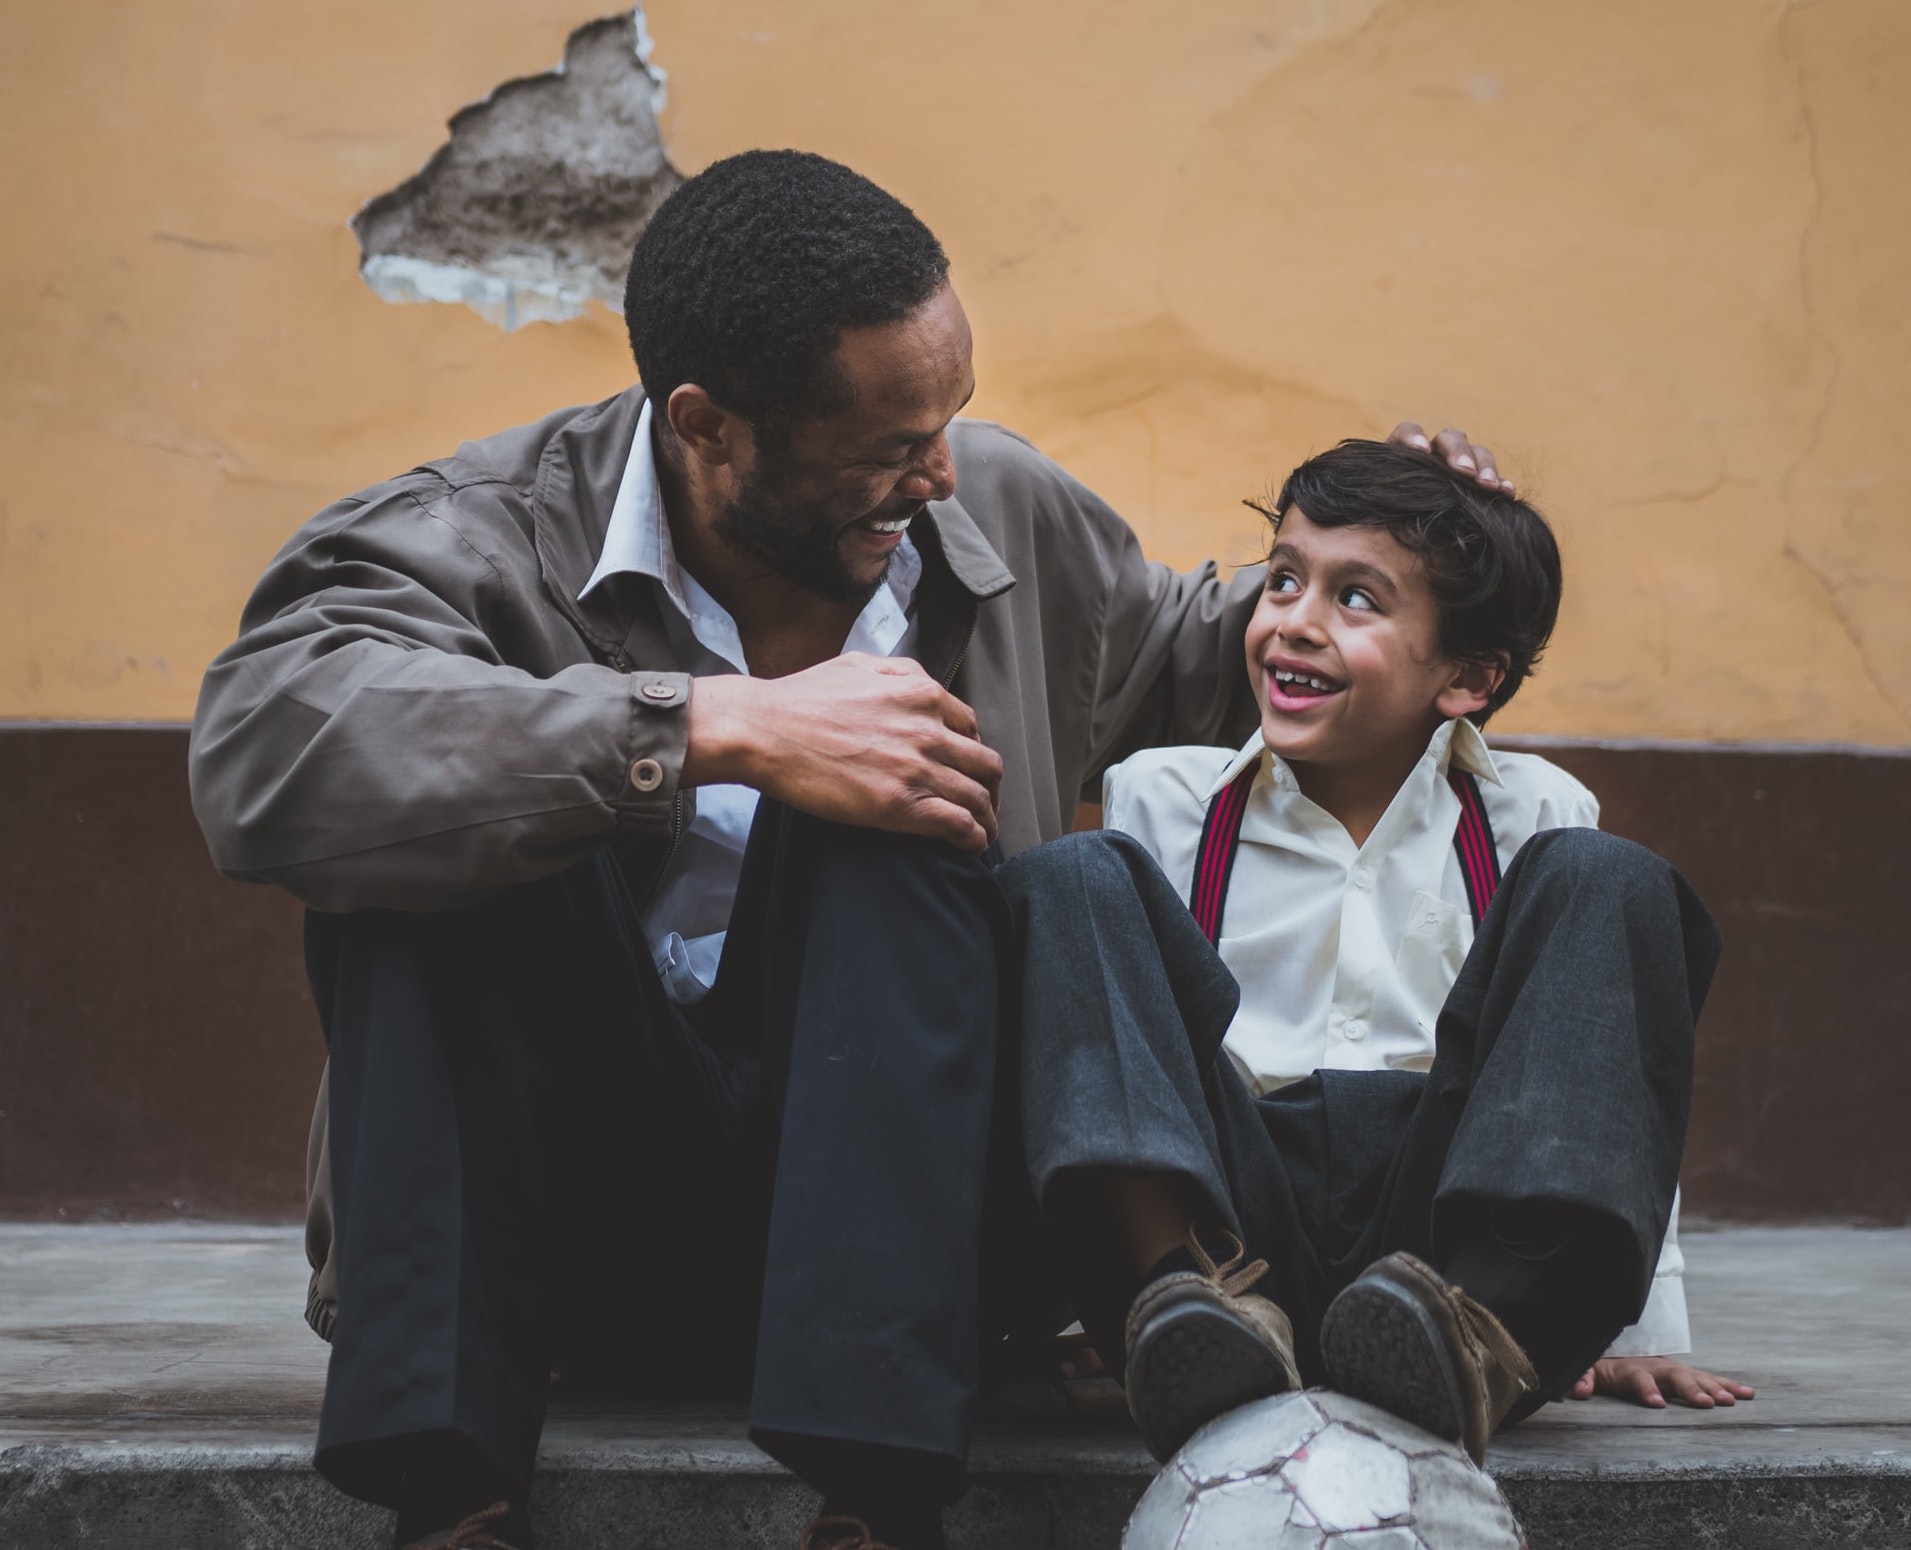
399,1501,523,1550
800,1516,897,1550
1318,1251,1539,1466
1123,1228,1303,1463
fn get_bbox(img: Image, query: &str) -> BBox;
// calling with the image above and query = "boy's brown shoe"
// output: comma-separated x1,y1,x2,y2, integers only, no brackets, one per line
1123,1229,1303,1463
1318,1251,1539,1466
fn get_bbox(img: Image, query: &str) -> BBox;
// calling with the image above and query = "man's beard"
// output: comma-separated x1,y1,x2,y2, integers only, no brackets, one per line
714,466,896,607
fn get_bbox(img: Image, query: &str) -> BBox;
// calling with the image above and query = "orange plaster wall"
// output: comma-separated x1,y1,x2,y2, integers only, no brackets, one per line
3,0,1907,742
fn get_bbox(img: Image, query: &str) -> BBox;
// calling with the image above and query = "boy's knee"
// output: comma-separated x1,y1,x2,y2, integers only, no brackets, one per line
997,828,1158,908
1516,826,1666,893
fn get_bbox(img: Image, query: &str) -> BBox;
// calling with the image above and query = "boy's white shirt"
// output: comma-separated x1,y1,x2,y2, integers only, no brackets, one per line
1101,717,1688,1359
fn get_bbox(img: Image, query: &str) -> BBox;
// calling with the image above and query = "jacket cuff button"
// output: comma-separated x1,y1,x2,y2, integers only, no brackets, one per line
640,681,682,704
629,758,665,793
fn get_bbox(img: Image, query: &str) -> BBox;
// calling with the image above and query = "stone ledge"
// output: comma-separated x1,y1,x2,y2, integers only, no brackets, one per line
3,1225,1908,1548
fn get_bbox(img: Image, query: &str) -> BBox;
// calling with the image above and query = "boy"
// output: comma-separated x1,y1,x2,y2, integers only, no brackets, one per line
1001,439,1750,1468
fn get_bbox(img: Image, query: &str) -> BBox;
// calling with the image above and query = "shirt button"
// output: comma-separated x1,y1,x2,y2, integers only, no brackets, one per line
1343,1019,1366,1041
640,681,680,704
628,758,664,793
1352,869,1373,891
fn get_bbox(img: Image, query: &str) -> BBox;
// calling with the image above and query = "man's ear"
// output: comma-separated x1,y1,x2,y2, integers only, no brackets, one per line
1435,655,1507,722
664,383,741,468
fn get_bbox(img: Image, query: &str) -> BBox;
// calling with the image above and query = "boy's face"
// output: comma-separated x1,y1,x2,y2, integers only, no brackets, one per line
1245,506,1500,777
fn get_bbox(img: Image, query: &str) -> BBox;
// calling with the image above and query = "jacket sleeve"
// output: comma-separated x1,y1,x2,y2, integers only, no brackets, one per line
188,477,687,913
1080,506,1264,785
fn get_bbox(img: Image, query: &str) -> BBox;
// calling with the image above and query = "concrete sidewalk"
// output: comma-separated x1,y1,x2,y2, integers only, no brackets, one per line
2,1224,1907,1548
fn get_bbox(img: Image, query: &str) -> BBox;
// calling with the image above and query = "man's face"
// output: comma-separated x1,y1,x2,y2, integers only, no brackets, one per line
1244,506,1484,777
719,284,975,604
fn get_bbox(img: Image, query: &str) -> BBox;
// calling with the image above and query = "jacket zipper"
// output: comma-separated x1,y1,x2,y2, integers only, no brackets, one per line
939,605,977,690
641,791,687,910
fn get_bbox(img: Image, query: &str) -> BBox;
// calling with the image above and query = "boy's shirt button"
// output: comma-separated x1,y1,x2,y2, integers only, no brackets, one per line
1342,1019,1367,1041
1352,868,1373,890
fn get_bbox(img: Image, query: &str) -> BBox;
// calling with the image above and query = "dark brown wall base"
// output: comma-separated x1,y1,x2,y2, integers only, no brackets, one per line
2,725,1907,1222
1496,736,1911,1224
0,724,317,1219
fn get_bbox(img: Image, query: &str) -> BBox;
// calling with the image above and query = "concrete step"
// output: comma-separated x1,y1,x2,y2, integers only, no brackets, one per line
3,1225,1908,1549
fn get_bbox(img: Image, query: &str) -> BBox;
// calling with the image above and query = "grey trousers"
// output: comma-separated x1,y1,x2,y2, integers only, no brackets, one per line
998,826,1719,1401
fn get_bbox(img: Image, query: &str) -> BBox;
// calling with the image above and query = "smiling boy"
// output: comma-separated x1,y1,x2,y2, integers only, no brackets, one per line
1000,438,1749,1469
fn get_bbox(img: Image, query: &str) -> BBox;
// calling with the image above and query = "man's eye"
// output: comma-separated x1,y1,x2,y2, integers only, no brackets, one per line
1343,588,1377,612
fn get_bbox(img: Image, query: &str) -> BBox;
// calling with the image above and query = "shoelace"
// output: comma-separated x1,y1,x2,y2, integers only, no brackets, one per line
801,1515,894,1550
1436,1275,1539,1393
409,1501,517,1550
1188,1227,1271,1299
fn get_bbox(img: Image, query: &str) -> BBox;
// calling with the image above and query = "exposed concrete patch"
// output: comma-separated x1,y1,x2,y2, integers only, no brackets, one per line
353,10,679,330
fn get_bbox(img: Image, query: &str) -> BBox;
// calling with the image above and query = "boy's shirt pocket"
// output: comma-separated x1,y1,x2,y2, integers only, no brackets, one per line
1395,889,1470,1048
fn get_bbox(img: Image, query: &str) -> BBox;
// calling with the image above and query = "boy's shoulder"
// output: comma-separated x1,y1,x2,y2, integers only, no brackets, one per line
1478,746,1602,834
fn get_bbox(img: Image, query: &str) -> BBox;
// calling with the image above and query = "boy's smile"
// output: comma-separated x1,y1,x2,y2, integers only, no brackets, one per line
1246,506,1499,827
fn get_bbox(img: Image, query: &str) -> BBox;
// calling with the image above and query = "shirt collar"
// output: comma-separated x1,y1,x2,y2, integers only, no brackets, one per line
578,398,925,638
1203,716,1503,801
579,399,676,606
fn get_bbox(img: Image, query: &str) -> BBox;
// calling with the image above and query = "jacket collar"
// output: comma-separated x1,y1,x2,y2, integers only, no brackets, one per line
531,384,1015,654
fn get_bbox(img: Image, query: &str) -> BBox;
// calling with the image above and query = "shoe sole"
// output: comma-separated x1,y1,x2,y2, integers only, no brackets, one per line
1318,1273,1466,1446
1125,1288,1299,1464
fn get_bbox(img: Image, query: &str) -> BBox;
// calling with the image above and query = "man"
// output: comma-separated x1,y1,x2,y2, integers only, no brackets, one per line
190,149,1505,1550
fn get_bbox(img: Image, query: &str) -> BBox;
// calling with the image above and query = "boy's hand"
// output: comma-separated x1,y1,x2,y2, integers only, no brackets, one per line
1387,422,1514,494
1569,1357,1756,1409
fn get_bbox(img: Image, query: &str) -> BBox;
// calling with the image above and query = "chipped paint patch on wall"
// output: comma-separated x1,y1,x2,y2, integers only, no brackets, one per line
354,12,678,330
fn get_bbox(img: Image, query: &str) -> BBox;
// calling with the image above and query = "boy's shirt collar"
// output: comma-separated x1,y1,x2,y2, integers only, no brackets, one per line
1202,716,1505,803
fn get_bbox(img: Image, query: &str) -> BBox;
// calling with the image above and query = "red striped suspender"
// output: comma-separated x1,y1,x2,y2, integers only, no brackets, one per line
1448,770,1501,927
1188,761,1501,946
1190,764,1259,943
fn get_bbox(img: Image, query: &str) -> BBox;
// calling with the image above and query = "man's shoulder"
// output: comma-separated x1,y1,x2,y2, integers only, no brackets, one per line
947,419,1116,524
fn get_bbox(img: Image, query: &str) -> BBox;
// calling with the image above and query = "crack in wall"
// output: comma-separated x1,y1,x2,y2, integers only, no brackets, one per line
1771,0,1909,735
352,9,679,330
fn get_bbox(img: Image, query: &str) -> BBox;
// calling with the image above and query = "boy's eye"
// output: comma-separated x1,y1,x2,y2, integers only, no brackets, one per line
1342,588,1377,612
1269,571,1300,594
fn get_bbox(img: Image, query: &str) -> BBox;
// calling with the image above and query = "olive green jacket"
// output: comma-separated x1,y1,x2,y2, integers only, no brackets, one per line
187,385,1263,1337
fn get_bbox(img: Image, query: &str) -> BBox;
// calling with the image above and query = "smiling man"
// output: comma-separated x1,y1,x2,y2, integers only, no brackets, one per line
190,151,1504,1550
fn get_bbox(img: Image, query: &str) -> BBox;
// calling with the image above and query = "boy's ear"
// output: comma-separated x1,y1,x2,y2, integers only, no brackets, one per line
1435,655,1507,721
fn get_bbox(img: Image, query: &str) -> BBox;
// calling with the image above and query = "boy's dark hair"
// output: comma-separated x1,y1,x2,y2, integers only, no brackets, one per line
1254,439,1562,723
623,150,950,437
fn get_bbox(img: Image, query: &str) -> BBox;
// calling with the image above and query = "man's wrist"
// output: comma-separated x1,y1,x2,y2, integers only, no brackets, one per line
684,674,768,788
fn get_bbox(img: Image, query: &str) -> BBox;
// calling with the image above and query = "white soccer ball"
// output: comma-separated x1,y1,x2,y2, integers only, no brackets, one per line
1122,1390,1526,1550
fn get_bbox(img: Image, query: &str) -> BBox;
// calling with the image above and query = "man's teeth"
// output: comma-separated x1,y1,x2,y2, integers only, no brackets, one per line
863,516,911,535
1274,669,1339,692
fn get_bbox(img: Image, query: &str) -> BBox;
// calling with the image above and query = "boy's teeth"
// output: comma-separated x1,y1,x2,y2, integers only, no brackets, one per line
1274,669,1337,692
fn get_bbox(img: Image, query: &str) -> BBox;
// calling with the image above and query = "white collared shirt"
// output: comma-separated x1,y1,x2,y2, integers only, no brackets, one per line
582,402,922,1003
1103,719,1688,1356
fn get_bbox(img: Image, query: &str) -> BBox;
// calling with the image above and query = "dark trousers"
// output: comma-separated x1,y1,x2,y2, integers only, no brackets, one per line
306,803,1047,1512
1000,825,1720,1404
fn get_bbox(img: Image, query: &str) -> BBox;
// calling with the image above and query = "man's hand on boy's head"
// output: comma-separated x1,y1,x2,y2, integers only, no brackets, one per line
1387,422,1514,494
1570,1356,1757,1410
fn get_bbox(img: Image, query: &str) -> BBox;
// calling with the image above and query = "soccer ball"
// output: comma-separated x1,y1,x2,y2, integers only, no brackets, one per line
1122,1390,1526,1549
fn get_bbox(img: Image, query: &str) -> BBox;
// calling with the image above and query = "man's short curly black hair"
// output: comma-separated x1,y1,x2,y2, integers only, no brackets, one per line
623,149,951,434
1253,439,1563,724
